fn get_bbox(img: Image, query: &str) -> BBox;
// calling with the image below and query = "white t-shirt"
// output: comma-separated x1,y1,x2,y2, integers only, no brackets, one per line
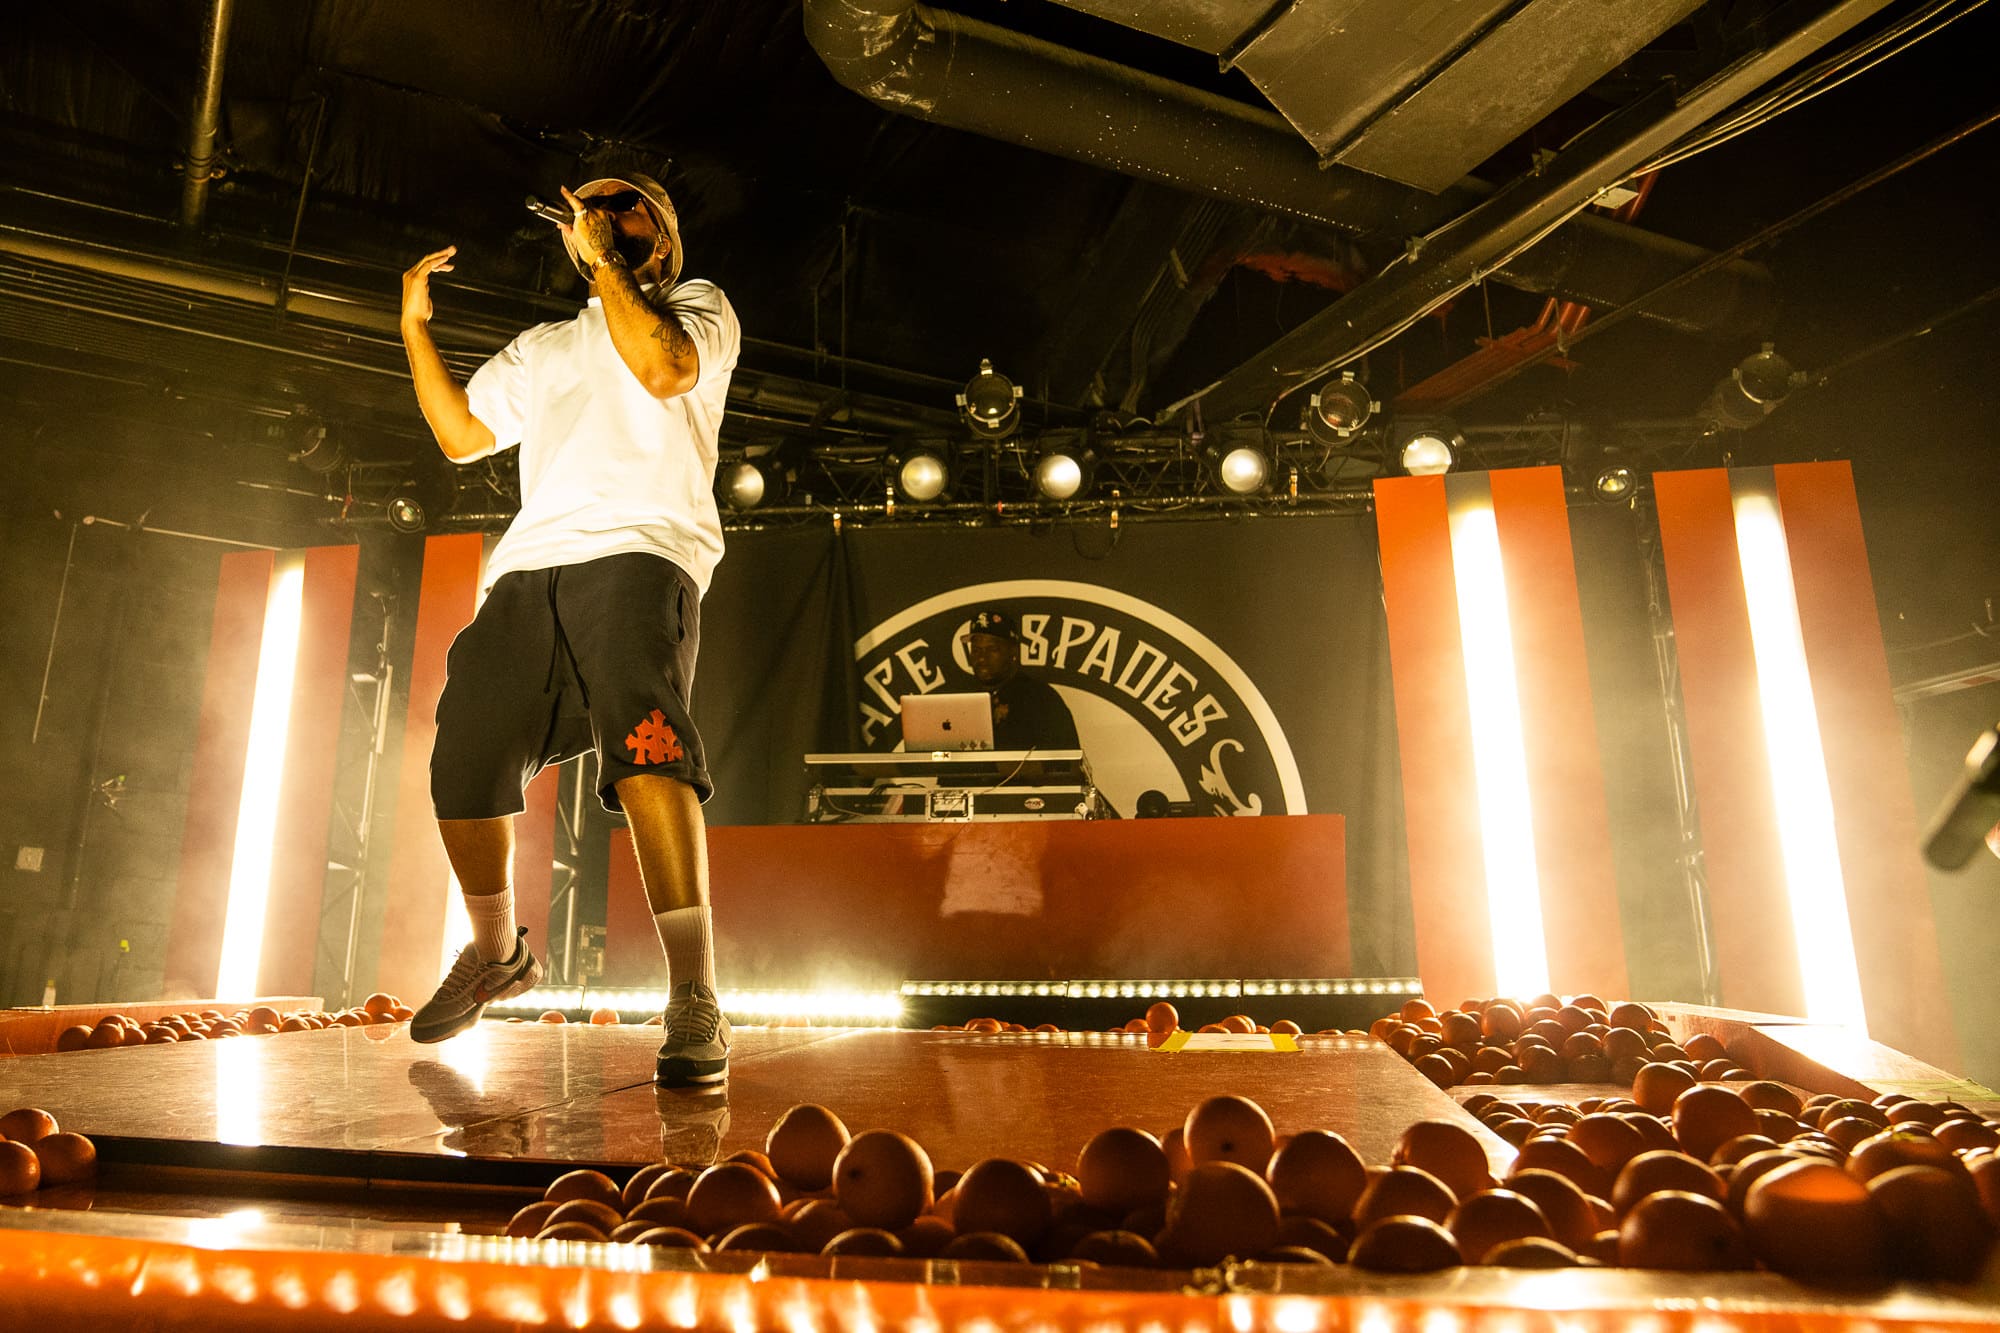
465,279,740,595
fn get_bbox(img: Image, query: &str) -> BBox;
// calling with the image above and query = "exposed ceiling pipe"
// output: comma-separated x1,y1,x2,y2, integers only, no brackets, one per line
802,0,1772,339
180,0,235,230
0,229,961,437
1179,0,1899,422
805,0,1444,239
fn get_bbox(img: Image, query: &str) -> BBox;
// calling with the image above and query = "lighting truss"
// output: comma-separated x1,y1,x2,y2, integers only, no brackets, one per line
352,415,1732,537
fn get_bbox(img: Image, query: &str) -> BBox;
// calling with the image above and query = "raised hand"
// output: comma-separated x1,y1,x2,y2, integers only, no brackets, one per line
401,246,456,326
559,187,618,269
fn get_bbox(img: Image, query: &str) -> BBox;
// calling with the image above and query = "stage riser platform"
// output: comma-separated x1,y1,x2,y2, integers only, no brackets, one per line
0,1023,1511,1185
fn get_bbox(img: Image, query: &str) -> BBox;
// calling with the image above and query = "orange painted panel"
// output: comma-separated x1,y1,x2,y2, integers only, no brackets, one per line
609,815,1347,990
516,768,562,958
258,545,360,997
1375,476,1494,1003
1775,462,1957,1066
1653,469,1803,1016
1489,467,1628,997
164,548,273,999
604,827,663,987
375,533,484,1003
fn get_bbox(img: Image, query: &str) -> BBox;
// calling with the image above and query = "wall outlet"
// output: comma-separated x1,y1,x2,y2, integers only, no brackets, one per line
15,846,44,872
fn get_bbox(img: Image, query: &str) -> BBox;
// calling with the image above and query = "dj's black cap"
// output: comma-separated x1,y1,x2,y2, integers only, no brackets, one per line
965,608,1019,642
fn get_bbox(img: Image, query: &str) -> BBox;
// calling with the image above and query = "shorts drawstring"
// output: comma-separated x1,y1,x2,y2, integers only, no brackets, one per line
543,569,590,708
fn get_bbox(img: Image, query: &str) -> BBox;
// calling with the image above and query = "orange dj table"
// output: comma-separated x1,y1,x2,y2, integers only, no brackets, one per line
605,815,1350,989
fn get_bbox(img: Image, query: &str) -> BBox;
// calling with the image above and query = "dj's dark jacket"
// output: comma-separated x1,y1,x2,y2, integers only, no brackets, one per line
990,671,1080,752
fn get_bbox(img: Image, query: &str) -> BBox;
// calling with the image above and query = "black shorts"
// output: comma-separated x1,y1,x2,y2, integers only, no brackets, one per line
431,552,710,819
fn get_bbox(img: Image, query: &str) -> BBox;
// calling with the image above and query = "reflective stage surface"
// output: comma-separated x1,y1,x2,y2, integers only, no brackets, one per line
6,1022,2000,1331
0,1023,1511,1179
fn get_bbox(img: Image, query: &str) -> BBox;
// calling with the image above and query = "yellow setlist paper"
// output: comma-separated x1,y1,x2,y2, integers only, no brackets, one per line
1154,1031,1299,1053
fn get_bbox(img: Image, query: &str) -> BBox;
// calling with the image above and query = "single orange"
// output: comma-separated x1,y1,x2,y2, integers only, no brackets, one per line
1076,1126,1170,1215
1183,1094,1275,1171
832,1129,933,1231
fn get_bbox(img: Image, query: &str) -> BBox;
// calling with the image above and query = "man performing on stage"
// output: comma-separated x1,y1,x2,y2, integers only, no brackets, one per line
397,173,740,1086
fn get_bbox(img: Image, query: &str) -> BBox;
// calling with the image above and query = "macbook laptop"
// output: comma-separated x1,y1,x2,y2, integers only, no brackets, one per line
901,692,995,751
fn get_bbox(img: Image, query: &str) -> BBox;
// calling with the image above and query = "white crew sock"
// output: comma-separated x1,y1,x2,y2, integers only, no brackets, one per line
466,888,519,963
654,904,716,994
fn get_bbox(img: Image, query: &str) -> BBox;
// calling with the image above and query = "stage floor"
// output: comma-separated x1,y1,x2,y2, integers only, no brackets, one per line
0,1023,1512,1189
8,1021,2000,1333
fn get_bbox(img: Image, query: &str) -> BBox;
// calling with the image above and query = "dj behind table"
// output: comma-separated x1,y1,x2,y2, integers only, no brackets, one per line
805,607,1102,823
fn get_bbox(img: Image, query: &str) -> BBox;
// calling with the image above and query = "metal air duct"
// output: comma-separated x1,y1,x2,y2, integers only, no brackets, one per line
803,0,1772,343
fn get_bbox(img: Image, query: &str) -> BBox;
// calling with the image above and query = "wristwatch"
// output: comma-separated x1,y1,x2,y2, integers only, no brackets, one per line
589,251,628,275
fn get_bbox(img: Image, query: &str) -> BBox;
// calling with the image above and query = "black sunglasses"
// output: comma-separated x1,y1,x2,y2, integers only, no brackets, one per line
580,189,647,214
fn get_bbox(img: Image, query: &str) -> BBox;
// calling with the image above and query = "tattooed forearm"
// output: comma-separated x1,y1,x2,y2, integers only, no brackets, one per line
650,318,696,360
594,265,700,397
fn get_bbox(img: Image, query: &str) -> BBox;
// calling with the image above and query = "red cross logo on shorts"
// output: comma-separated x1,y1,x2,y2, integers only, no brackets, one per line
625,709,684,765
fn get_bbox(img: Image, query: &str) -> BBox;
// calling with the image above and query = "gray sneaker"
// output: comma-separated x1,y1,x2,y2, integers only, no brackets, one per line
656,980,731,1086
410,927,544,1044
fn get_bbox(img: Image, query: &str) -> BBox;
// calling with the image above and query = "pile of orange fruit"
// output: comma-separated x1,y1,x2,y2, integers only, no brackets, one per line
489,1074,2000,1284
938,1005,1307,1043
492,1072,2000,1280
51,993,410,1052
482,991,2000,1285
0,1106,96,1196
1366,995,1728,1089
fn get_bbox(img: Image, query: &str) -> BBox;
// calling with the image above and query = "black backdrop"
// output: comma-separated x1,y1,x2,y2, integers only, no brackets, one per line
685,515,1417,977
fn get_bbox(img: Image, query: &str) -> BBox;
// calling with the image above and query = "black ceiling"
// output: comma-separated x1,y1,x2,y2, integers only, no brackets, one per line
1,0,1995,510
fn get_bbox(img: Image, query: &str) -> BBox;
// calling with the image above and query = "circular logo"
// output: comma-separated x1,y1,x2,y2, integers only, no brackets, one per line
854,580,1303,818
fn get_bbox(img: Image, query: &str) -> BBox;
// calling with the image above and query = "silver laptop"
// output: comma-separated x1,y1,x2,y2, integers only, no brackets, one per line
901,692,995,751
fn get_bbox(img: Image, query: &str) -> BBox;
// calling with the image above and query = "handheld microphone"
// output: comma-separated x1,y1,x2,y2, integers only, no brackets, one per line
525,195,571,226
1922,724,2000,870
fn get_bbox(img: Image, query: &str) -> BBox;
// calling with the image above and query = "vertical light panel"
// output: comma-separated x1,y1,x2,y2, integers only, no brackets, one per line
215,554,306,1000
1445,484,1550,1000
1488,467,1628,998
165,549,274,999
376,533,484,1004
439,538,500,975
1730,481,1867,1029
1654,469,1803,1017
1380,468,1627,1005
1375,475,1496,1004
258,543,361,996
1774,461,1956,1066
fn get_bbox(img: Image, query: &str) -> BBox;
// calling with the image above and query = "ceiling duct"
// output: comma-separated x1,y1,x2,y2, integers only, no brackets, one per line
804,0,1772,341
1176,0,1900,421
1049,0,1707,192
805,0,1440,239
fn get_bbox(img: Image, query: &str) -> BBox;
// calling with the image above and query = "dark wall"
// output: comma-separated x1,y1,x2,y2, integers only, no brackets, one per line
1571,503,1709,1005
1784,313,2000,1093
0,415,349,1007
